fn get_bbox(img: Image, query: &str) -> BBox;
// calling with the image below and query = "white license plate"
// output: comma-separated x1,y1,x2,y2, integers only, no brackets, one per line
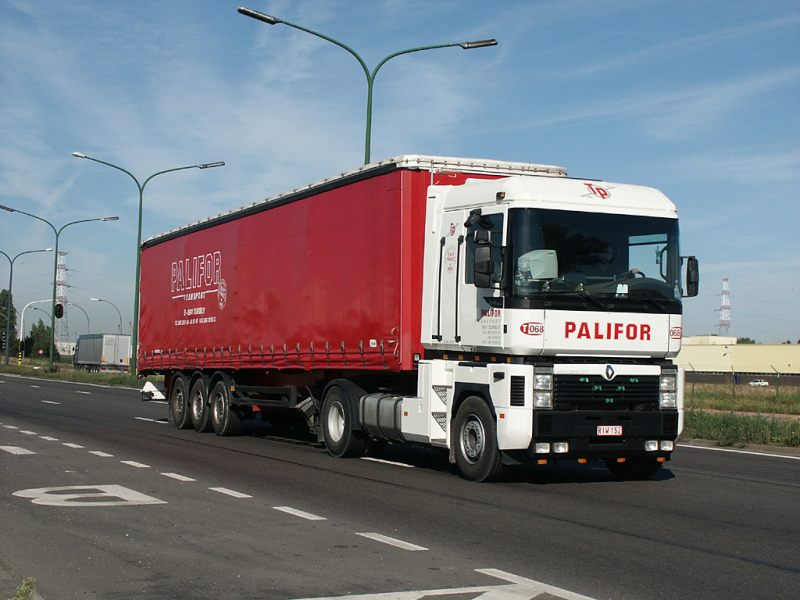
597,425,623,436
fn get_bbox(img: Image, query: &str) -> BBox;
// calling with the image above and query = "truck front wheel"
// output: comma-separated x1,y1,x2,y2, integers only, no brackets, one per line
453,396,503,482
189,377,212,433
210,380,242,436
321,383,365,458
168,374,192,429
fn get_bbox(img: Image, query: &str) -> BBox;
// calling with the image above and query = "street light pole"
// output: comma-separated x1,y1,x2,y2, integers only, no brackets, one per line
238,6,497,164
72,153,225,376
17,299,50,363
90,297,122,333
0,204,118,370
0,247,52,365
67,302,90,335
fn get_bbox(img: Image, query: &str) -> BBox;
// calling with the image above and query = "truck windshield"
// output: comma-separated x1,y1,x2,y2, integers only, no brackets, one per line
508,208,682,313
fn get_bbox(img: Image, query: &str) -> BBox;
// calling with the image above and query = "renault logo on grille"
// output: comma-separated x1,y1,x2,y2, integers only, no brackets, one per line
604,364,616,381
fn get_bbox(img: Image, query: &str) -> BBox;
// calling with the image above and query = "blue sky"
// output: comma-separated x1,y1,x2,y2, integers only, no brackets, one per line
1,0,798,343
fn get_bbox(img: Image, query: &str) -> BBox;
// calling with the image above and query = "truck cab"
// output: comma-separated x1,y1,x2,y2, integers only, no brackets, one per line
408,172,698,480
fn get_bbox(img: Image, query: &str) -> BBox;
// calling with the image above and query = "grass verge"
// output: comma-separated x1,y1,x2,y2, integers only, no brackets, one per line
684,410,800,448
9,577,36,600
0,363,161,389
684,383,800,415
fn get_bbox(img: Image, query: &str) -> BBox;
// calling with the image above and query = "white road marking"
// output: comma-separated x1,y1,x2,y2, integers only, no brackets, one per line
273,506,327,521
89,451,114,458
20,430,37,435
161,472,196,482
29,385,41,388
41,400,60,405
355,532,428,552
14,485,166,507
209,487,252,499
62,443,84,449
76,391,91,395
3,425,19,430
150,400,168,405
293,568,597,599
1,446,36,455
678,443,800,461
360,456,414,468
135,417,168,424
39,436,59,441
120,461,150,468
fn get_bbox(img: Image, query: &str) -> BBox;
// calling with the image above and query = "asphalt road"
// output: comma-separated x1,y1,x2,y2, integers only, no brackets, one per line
1,374,798,599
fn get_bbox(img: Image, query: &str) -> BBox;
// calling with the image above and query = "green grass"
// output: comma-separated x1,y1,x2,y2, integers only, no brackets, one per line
0,361,161,389
684,383,800,415
684,410,800,448
8,578,36,600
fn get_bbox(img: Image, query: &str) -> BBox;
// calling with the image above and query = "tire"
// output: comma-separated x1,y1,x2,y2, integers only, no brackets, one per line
321,382,366,458
189,377,213,432
210,379,242,436
453,396,503,482
604,457,662,480
168,374,192,429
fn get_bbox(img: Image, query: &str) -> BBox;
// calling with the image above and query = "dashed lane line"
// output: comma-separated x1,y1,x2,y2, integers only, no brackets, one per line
209,487,252,499
62,443,84,449
3,425,19,430
360,456,414,468
273,506,327,521
89,451,114,458
1,446,36,455
29,385,41,389
134,417,168,424
161,472,196,482
41,400,60,405
39,436,59,441
20,430,37,435
121,460,150,468
355,532,428,552
76,391,91,395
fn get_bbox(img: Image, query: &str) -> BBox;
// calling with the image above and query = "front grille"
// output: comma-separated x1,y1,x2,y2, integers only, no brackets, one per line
510,376,526,407
554,375,659,411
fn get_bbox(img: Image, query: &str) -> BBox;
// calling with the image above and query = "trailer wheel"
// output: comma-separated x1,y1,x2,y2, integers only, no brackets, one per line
321,383,365,458
453,396,503,482
210,380,242,436
604,457,662,480
189,377,212,433
169,374,192,429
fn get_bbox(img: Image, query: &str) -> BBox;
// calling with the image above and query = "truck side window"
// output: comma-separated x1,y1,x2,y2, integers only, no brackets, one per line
465,213,504,285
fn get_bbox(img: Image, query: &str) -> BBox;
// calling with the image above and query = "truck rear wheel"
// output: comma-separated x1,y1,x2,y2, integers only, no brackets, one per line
453,396,503,482
210,380,242,436
321,382,365,458
168,374,192,429
189,377,212,433
604,457,662,480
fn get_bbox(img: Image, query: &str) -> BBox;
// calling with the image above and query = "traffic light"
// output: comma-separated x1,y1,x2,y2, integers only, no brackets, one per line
54,303,64,319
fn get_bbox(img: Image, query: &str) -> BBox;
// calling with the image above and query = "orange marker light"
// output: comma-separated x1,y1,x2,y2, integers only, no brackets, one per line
577,458,588,464
537,459,548,465
616,457,626,463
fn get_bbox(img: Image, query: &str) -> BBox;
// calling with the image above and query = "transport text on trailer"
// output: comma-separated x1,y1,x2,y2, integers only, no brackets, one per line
138,155,699,481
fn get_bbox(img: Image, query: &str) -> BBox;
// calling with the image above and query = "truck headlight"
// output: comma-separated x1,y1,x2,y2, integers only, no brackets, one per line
659,371,678,409
534,371,553,409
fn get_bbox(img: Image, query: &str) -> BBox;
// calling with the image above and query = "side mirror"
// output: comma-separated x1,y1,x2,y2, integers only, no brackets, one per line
684,256,699,297
474,245,493,288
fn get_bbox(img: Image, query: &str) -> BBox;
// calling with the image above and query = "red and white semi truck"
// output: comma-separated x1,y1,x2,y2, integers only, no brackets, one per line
138,155,698,481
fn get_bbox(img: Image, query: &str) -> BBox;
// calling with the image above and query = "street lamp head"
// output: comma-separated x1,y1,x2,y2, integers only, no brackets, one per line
71,151,88,159
458,39,498,49
238,6,281,25
102,216,120,221
90,297,101,302
198,161,225,169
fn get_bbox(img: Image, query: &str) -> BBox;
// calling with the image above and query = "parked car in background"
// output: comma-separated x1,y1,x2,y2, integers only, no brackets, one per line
748,379,769,387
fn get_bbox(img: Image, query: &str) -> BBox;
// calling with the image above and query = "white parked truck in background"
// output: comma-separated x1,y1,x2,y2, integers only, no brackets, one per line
74,333,131,372
138,156,699,481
